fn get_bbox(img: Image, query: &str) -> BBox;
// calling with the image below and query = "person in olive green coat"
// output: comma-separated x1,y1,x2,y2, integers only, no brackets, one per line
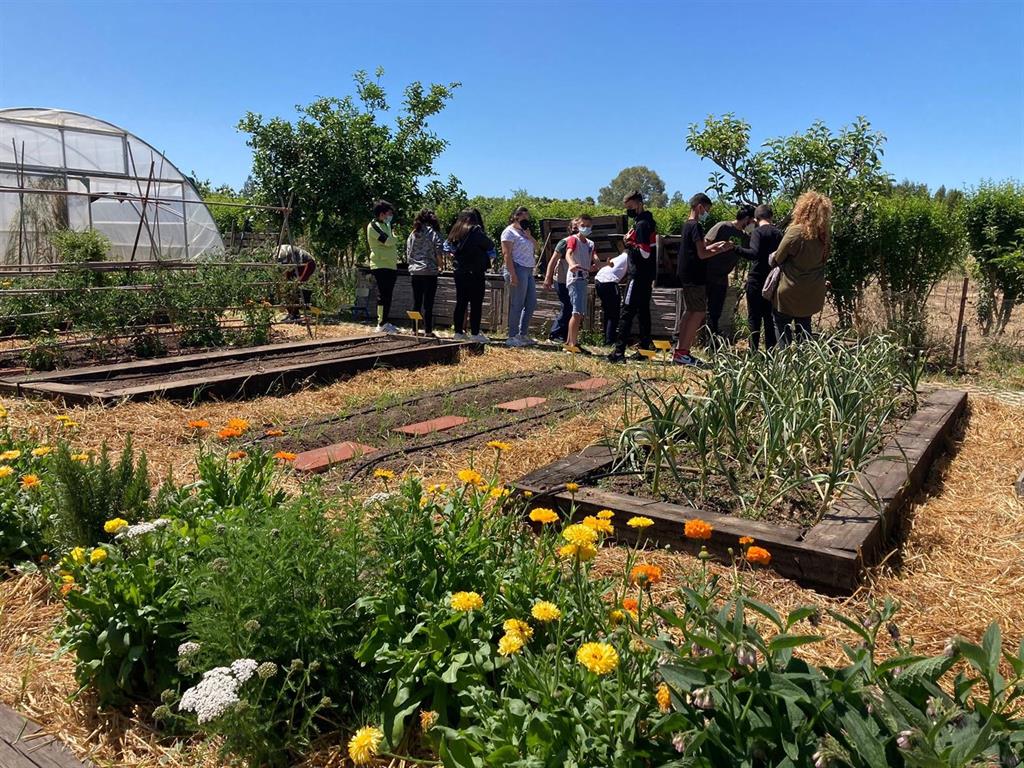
771,191,832,345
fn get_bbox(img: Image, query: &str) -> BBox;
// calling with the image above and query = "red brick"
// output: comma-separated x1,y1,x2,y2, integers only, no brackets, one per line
394,415,469,436
294,441,378,474
495,396,548,411
565,377,612,391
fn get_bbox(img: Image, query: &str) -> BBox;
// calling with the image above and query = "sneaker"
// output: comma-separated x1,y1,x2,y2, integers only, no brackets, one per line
424,331,437,338
506,336,527,348
469,333,490,344
672,352,707,367
607,351,626,363
374,324,385,333
381,322,399,334
453,332,469,341
519,336,538,347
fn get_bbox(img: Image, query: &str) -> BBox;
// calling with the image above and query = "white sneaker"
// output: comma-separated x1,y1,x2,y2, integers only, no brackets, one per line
505,336,526,347
374,324,385,333
453,332,469,340
469,333,490,344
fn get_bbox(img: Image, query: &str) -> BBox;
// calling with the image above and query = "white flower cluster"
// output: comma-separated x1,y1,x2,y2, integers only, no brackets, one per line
117,518,171,540
178,658,257,724
362,492,394,509
177,641,201,658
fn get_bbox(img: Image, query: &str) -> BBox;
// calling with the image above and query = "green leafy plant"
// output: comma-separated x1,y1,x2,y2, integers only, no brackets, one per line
961,182,1024,335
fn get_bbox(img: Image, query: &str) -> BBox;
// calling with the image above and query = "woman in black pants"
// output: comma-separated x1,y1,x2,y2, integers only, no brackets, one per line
738,204,783,351
446,208,493,342
406,209,444,335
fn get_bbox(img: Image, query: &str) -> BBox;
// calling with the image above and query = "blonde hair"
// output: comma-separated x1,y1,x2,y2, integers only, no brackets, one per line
790,191,833,243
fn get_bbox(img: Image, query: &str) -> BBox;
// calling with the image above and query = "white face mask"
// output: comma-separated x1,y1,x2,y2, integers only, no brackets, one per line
383,214,393,224
578,226,593,236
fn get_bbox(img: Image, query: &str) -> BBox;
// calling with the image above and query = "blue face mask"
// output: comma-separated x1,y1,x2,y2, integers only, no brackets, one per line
699,210,710,223
384,214,393,225
578,226,593,236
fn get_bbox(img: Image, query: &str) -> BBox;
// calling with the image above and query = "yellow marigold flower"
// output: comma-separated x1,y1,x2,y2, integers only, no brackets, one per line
487,440,512,452
1,449,22,461
61,573,75,584
217,427,242,440
103,518,129,535
489,486,509,499
565,482,580,493
227,450,247,461
427,482,448,494
54,416,78,428
597,509,614,520
609,609,626,626
628,516,654,529
31,446,53,458
531,601,561,622
577,642,619,675
273,451,297,461
0,465,13,478
529,507,558,525
451,591,483,612
347,725,383,765
264,429,284,437
630,564,663,587
582,515,614,535
419,710,438,732
523,490,533,498
20,474,40,490
457,468,484,486
503,618,533,641
374,468,395,480
684,519,713,540
562,523,598,548
71,453,90,463
745,546,772,566
656,682,672,713
0,406,7,418
70,546,85,565
89,547,107,564
226,417,250,432
187,419,209,430
497,632,525,656
558,543,597,562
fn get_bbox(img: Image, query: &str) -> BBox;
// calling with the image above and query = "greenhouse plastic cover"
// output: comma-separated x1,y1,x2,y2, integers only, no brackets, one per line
0,108,224,263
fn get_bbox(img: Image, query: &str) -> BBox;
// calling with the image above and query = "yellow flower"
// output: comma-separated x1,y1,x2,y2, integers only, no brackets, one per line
20,474,40,490
0,406,7,418
656,682,672,713
374,468,395,480
528,508,558,525
562,523,598,548
558,543,597,562
489,486,510,500
627,516,654,529
565,482,580,493
497,632,525,656
103,518,129,535
61,573,75,584
487,440,512,452
597,509,614,520
684,519,713,540
71,453,90,463
31,446,53,458
70,547,85,565
451,591,483,612
503,618,533,641
1,449,22,461
457,468,484,486
0,465,13,478
54,416,78,428
347,725,383,765
609,609,626,626
577,642,619,675
523,490,533,498
531,601,561,622
419,710,439,732
89,547,107,564
582,515,614,535
226,417,250,432
427,482,448,494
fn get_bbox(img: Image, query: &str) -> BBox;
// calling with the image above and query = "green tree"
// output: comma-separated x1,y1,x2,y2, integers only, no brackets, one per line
238,68,459,266
598,166,669,208
961,182,1024,335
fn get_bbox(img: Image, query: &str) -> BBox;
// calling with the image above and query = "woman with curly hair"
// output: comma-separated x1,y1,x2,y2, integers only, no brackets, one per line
771,191,832,345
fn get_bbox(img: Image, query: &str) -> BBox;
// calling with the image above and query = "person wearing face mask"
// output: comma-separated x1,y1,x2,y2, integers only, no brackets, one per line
563,213,598,352
607,191,657,363
672,193,734,366
703,204,756,340
367,199,400,333
739,204,783,351
542,217,578,344
501,206,539,347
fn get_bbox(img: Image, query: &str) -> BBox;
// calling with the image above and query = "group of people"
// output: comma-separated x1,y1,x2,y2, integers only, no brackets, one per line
359,188,833,364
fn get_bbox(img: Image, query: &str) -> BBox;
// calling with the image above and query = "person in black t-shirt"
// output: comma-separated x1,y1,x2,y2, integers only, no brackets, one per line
673,193,733,366
739,204,784,351
703,204,755,339
608,191,658,362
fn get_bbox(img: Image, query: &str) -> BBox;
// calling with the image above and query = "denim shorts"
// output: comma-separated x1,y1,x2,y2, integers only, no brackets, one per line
567,276,588,315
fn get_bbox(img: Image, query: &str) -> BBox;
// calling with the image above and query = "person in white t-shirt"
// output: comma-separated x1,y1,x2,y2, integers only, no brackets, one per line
564,213,598,351
595,252,629,345
500,206,538,347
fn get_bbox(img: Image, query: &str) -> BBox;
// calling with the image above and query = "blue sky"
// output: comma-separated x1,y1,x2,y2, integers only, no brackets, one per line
2,0,1022,200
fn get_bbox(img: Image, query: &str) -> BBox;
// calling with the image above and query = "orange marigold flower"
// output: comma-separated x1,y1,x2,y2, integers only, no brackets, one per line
739,536,755,546
745,546,772,566
217,427,242,440
188,419,210,430
264,429,284,437
226,417,250,432
20,474,41,490
684,519,713,540
630,564,663,587
565,482,580,493
273,451,297,462
60,582,76,596
227,450,247,461
622,597,639,616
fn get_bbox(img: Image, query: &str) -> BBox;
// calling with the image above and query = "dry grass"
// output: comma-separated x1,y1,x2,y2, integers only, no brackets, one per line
1,336,1020,767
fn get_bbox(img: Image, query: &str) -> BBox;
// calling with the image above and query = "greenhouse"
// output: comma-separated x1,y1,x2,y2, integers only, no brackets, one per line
0,108,223,263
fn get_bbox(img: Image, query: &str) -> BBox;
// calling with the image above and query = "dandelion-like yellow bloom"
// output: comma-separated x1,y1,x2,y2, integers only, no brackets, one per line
457,468,484,486
609,609,625,626
54,417,78,428
597,509,614,520
0,465,13,478
61,573,75,584
565,482,580,493
1,449,22,461
89,547,107,564
656,682,671,713
503,618,533,640
103,518,128,535
490,486,509,500
487,440,512,452
628,516,654,529
419,710,439,731
630,564,663,587
347,725,383,765
582,515,614,535
739,536,755,546
20,474,40,490
273,451,297,461
531,601,561,622
226,417,250,432
684,519,713,540
577,642,619,675
497,632,525,656
745,546,771,566
187,419,210,430
31,446,53,457
374,468,395,480
529,508,558,525
558,543,597,562
227,450,247,461
70,547,85,565
562,523,598,548
451,591,483,612
71,453,90,463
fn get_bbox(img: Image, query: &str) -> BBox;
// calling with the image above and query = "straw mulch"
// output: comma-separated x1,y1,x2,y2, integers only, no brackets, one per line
1,337,1020,767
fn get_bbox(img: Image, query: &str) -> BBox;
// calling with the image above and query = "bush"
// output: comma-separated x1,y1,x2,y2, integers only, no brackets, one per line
961,182,1024,335
50,228,111,264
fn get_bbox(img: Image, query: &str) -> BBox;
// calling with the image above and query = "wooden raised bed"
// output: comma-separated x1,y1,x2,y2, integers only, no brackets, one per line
514,389,968,593
0,334,481,404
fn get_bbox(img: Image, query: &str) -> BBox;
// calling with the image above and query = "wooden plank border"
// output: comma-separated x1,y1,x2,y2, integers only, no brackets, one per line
514,389,967,594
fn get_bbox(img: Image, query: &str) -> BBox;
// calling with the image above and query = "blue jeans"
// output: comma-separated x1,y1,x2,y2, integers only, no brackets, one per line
506,264,537,338
549,282,572,341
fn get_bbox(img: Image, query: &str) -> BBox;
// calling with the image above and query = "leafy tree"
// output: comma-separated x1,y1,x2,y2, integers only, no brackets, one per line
238,68,459,265
598,166,669,208
961,182,1024,335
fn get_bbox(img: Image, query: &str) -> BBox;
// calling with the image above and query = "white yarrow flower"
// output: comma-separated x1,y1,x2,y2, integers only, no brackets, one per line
231,658,258,683
362,491,394,509
177,641,201,658
118,518,171,540
179,667,240,724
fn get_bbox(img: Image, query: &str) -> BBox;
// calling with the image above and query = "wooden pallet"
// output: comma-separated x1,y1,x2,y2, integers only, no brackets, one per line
0,705,93,768
0,335,481,404
514,389,968,593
